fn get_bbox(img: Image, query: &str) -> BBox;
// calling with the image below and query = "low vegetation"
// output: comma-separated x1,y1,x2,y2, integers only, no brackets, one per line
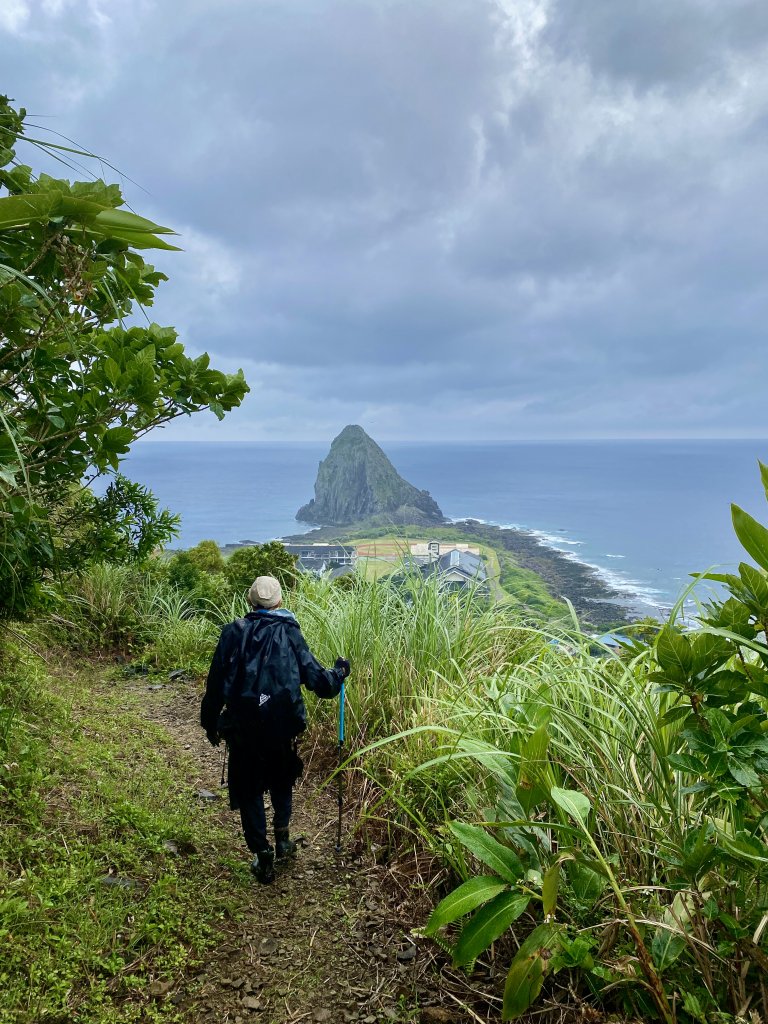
0,645,248,1024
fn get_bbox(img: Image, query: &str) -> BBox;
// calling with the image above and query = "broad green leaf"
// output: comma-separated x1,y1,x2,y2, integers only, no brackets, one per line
679,825,717,878
516,725,552,813
682,991,708,1024
504,953,543,1020
698,624,768,659
720,831,768,864
92,208,175,235
651,891,696,970
708,668,766,701
732,504,768,572
706,596,754,631
453,891,530,967
425,876,507,935
737,562,768,609
520,724,549,773
667,753,704,775
101,426,133,453
760,461,768,504
104,357,121,387
703,707,733,745
57,195,108,223
690,631,731,674
651,926,687,971
449,822,524,884
656,627,693,678
82,225,182,251
658,705,693,727
0,191,60,228
502,923,562,1020
566,860,606,905
728,760,761,788
541,862,559,917
550,787,591,827
0,470,19,492
691,571,741,586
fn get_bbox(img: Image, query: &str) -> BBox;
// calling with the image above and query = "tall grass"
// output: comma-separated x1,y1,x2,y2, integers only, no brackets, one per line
290,572,537,743
344,625,766,1020
51,559,767,1019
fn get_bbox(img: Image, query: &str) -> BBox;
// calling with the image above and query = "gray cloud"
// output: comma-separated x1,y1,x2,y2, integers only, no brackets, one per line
541,0,768,91
2,0,767,440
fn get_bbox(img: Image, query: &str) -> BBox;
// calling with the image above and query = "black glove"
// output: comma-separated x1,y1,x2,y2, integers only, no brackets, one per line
206,729,220,747
334,657,351,679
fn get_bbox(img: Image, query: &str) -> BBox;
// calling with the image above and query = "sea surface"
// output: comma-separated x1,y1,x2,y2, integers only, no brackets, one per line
110,439,768,618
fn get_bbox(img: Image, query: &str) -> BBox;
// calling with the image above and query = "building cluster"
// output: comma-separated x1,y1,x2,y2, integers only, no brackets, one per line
283,543,356,580
284,540,488,594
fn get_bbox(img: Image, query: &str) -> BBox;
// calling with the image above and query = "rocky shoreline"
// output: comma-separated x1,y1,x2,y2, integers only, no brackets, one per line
451,519,641,628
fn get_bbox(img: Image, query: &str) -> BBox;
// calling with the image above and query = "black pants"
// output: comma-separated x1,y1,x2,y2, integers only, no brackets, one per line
239,784,293,853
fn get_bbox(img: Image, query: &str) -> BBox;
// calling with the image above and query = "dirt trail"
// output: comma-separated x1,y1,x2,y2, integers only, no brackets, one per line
140,681,474,1024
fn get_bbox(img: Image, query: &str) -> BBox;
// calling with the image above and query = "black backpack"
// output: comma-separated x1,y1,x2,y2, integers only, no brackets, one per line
219,617,307,742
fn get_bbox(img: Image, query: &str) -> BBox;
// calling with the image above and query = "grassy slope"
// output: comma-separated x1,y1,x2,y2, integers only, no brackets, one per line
0,636,477,1024
0,645,246,1024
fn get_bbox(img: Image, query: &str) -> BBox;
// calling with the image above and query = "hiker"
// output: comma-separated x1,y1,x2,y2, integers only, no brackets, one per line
201,574,350,884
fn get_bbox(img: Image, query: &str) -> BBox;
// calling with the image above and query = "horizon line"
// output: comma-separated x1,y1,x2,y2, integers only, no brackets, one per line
136,436,768,444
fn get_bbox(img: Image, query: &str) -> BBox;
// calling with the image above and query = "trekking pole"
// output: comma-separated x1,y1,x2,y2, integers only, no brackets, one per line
335,680,345,853
220,741,228,787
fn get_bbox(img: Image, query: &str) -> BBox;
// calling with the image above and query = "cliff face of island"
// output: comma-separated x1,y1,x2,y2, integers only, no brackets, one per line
296,425,445,526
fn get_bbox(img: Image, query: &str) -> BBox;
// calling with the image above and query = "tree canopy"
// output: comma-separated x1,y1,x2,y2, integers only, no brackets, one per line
0,97,249,615
225,542,298,594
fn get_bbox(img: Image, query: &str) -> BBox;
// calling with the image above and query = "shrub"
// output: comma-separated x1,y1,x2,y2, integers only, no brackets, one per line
225,541,298,594
185,539,225,574
147,616,219,673
166,551,203,596
57,562,147,650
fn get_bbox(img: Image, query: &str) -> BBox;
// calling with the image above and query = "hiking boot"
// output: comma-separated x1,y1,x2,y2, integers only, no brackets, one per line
250,848,275,885
275,827,298,860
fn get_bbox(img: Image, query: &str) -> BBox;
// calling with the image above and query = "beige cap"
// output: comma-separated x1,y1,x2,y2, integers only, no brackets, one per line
248,575,282,609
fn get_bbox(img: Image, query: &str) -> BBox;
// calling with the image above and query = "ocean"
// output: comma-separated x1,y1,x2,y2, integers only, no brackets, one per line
111,439,768,618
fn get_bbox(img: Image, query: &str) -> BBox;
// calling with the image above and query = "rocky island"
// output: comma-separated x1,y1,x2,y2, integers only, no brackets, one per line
296,425,445,526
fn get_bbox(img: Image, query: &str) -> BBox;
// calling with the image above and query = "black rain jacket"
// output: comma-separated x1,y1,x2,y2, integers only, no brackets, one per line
201,609,343,805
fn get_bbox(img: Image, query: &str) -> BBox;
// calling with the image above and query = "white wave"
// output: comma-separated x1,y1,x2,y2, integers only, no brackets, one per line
534,533,584,547
448,515,490,525
529,535,670,610
604,553,626,559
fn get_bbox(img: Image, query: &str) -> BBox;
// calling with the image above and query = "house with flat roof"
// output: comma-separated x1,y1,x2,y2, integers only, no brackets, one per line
284,543,356,576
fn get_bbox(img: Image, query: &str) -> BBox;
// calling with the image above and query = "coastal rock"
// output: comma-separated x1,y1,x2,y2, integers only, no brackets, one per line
296,425,444,526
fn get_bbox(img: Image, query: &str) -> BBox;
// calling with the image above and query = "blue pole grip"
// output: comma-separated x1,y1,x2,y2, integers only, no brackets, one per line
338,681,345,745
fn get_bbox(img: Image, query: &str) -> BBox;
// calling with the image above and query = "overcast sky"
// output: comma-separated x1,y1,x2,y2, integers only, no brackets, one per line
2,0,768,441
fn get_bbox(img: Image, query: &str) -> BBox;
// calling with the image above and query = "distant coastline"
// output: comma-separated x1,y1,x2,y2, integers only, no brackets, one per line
451,518,668,621
120,440,763,612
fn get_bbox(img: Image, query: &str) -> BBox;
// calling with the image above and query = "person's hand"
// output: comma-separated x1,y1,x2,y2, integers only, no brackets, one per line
334,657,351,679
206,729,221,747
